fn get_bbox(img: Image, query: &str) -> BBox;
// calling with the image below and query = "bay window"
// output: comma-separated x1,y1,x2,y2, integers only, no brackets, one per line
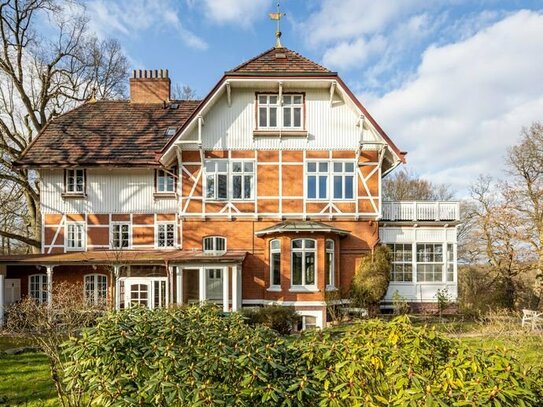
291,239,316,288
416,243,444,282
270,239,281,287
387,243,413,282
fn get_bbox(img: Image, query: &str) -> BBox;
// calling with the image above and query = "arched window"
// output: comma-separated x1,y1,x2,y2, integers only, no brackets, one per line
84,274,108,305
203,236,227,255
29,274,47,303
291,239,316,287
270,239,281,287
325,239,335,288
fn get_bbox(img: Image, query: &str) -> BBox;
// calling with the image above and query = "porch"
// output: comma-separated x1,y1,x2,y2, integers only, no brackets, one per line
0,250,246,326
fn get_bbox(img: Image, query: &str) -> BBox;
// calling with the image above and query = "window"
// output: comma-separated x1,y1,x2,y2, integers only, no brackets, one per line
164,127,177,136
157,222,176,248
387,244,413,282
206,269,223,300
416,243,444,282
282,95,303,128
447,244,455,282
156,167,176,193
270,239,281,287
66,222,85,250
205,160,228,200
307,161,356,200
325,239,335,287
65,169,85,194
203,236,227,255
232,161,254,199
296,314,319,331
29,274,47,303
291,239,316,287
332,162,355,199
307,162,328,199
84,274,107,305
111,223,130,249
258,94,278,128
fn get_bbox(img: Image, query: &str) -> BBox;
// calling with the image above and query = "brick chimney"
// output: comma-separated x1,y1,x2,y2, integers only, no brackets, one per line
129,69,170,103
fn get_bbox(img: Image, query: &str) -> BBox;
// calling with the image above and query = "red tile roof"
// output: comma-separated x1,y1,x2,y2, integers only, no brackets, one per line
228,47,332,74
17,100,200,167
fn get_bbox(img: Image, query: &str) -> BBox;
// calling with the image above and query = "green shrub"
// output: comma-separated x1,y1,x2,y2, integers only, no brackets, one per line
63,306,543,406
241,305,300,335
350,245,391,315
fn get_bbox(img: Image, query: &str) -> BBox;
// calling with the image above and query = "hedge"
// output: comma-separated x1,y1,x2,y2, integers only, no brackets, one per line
62,306,543,406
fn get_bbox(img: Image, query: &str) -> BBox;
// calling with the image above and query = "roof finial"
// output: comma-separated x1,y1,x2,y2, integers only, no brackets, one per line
269,1,286,48
88,86,97,104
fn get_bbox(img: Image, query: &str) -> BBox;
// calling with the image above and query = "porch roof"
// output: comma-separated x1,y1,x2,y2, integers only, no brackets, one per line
255,220,350,237
0,250,247,266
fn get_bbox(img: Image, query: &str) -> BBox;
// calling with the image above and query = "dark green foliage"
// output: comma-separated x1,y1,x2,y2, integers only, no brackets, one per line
63,306,543,406
241,305,300,335
350,245,391,315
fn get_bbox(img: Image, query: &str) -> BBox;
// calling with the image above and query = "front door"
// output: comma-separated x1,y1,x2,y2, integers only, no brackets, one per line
123,278,168,309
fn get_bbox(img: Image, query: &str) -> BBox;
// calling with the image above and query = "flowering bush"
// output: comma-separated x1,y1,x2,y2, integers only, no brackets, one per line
63,306,543,406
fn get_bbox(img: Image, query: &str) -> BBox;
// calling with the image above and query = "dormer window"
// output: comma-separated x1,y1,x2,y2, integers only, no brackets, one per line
64,169,85,194
203,236,226,255
257,93,304,130
165,127,177,136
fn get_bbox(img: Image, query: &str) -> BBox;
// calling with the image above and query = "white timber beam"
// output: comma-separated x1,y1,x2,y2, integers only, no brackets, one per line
176,266,184,305
198,267,206,303
226,81,231,107
231,264,242,312
222,266,229,312
46,265,54,308
114,265,121,310
330,81,336,106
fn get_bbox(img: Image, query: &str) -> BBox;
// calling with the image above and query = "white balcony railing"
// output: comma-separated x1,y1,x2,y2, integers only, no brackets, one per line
381,201,460,222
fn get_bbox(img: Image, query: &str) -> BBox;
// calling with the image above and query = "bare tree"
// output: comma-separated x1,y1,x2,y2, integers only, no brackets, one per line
382,168,454,201
0,0,128,251
505,122,543,308
171,83,198,100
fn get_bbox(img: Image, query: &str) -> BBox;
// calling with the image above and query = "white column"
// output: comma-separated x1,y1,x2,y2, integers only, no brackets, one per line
198,267,206,303
176,266,184,305
232,264,242,312
0,273,5,327
46,266,54,308
114,265,121,311
167,265,174,307
222,266,229,312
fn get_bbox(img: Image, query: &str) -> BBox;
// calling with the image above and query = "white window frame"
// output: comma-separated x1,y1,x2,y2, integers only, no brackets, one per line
325,239,335,289
416,243,444,283
306,160,356,201
65,222,86,251
281,94,304,129
84,274,108,305
387,243,414,283
269,239,281,289
156,168,176,194
231,160,255,200
110,222,131,249
203,236,227,255
257,94,280,129
290,238,317,290
156,222,176,248
446,243,456,282
204,159,228,201
332,161,356,200
28,274,47,304
297,310,323,330
65,168,85,194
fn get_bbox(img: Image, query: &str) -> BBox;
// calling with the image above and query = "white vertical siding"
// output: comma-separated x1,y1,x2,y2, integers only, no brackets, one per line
183,88,380,151
40,169,177,214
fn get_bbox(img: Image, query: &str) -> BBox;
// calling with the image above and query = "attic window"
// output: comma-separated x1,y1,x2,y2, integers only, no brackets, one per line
275,52,287,59
165,127,177,136
169,103,179,109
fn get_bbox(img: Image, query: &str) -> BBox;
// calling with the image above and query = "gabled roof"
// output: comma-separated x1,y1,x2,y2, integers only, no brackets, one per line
255,220,350,237
227,47,332,75
16,100,200,167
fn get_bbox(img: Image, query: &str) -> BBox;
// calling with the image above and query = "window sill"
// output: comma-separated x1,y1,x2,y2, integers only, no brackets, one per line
267,286,282,292
153,193,177,199
62,193,86,199
253,130,308,138
325,286,338,291
289,286,319,293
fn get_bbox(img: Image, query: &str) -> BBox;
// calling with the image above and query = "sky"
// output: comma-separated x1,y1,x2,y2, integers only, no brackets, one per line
80,0,543,197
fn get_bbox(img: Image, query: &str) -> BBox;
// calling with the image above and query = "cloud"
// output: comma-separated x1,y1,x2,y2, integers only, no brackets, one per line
86,0,208,50
365,10,543,196
199,0,268,27
322,36,386,70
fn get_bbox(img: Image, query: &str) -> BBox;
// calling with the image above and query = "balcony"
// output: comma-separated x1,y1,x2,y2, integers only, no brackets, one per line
381,201,460,222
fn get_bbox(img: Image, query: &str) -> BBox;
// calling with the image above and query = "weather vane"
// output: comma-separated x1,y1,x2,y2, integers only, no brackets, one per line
269,1,286,48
